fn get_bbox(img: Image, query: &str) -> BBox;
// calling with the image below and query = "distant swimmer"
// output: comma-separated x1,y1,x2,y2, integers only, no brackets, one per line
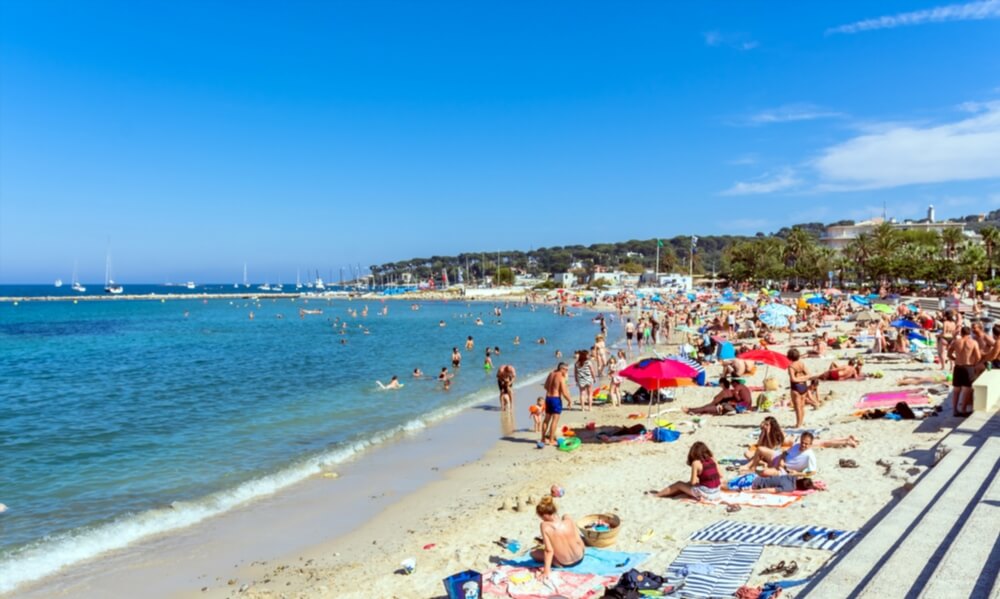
438,367,453,390
475,318,484,326
452,347,462,368
413,368,424,378
514,336,520,345
537,337,547,345
377,376,403,390
466,336,474,350
439,320,447,327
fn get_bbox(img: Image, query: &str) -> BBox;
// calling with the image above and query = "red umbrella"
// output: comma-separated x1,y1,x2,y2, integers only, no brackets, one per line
619,358,698,419
737,349,790,369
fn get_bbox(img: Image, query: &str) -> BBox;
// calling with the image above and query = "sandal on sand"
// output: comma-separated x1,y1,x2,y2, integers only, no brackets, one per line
839,459,859,468
761,561,786,575
726,504,741,514
784,561,799,577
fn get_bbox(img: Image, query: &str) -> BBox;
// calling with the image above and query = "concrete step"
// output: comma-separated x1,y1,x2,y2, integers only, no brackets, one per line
919,450,1000,599
802,411,997,598
863,434,999,597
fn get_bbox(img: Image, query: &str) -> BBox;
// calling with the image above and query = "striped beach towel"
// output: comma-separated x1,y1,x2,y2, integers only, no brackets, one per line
689,520,858,553
665,543,762,598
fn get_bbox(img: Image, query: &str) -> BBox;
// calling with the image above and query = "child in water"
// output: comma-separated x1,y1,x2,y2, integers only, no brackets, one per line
530,397,545,433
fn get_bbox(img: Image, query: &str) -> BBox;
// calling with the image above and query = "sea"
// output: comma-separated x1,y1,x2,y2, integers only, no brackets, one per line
0,285,602,592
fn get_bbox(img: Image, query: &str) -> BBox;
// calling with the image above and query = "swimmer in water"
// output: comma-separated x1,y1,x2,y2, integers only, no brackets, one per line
377,376,403,390
413,368,424,378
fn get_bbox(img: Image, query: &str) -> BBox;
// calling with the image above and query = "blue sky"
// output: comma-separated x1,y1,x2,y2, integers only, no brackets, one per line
2,1,999,283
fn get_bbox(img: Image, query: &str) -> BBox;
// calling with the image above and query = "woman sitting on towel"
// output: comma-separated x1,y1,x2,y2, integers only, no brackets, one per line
647,441,721,502
531,495,586,578
743,416,786,462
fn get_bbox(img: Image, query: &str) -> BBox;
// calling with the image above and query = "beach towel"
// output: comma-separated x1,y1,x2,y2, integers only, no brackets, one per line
689,521,858,553
718,491,801,508
483,568,614,599
666,543,763,598
854,390,931,409
501,548,649,577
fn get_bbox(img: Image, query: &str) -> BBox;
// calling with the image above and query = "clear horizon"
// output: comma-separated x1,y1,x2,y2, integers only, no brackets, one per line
2,1,999,284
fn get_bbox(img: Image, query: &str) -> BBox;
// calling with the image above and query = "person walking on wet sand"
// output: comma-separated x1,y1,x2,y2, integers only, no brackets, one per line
497,364,516,411
542,363,573,445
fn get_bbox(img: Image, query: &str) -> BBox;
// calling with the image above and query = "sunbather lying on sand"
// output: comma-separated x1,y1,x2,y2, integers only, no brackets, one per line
896,373,949,385
724,474,815,493
817,359,863,381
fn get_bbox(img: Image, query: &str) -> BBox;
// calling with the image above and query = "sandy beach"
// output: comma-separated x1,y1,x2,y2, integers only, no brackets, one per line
154,306,960,599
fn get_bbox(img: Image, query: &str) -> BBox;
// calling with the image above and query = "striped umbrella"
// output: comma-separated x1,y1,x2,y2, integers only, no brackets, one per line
667,354,707,386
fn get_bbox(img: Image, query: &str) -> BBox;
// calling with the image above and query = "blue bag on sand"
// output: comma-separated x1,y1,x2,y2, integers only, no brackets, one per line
654,428,680,442
443,570,482,599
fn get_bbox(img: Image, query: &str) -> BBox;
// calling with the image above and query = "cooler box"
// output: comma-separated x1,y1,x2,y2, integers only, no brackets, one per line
443,569,482,599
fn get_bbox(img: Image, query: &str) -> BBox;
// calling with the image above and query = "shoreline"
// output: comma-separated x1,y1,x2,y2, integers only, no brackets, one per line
6,363,571,599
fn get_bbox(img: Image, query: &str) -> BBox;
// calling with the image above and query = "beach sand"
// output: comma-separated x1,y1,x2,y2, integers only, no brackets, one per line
177,323,959,599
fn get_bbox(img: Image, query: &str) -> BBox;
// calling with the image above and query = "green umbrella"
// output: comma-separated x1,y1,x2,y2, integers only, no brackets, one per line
873,304,894,314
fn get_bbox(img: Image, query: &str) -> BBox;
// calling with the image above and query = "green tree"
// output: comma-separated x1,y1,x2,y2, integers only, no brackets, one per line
495,267,515,286
979,226,999,279
941,227,964,260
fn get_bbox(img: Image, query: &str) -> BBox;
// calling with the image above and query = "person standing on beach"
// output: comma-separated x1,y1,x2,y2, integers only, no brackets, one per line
542,363,573,445
625,319,636,351
574,350,596,411
787,349,810,429
497,364,516,411
949,327,981,417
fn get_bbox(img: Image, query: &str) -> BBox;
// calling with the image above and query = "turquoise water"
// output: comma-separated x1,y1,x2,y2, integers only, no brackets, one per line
0,293,600,591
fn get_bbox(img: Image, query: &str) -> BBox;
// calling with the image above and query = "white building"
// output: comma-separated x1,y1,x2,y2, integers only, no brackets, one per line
821,206,970,251
553,272,577,287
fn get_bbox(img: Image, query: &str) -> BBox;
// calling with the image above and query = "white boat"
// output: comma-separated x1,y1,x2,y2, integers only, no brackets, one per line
258,282,272,291
295,269,302,290
104,247,123,294
243,263,250,288
71,261,86,292
54,279,63,288
315,275,325,291
186,281,196,290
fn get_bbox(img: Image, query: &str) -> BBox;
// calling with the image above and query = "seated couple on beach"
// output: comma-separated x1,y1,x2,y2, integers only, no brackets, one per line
683,378,750,415
741,431,817,477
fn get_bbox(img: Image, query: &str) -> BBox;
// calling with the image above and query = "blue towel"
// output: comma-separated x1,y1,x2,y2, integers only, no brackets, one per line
502,547,649,576
666,543,762,598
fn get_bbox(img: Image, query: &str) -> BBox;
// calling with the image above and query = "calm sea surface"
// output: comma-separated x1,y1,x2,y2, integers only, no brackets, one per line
0,287,600,591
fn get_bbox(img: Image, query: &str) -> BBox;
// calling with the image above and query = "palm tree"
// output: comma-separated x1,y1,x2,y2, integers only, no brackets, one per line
941,227,965,260
979,226,999,279
783,228,815,287
844,233,876,284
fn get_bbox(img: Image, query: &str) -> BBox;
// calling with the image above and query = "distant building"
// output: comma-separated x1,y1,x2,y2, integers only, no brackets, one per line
822,206,971,251
553,272,577,287
642,272,693,291
591,271,623,285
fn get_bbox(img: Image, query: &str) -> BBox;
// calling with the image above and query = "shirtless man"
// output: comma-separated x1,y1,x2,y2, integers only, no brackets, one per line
542,363,573,445
531,496,585,579
722,358,755,378
496,364,516,411
949,327,981,417
465,335,474,351
451,347,462,368
819,359,863,381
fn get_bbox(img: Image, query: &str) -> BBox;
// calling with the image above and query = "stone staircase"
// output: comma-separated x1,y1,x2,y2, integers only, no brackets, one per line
801,410,1000,599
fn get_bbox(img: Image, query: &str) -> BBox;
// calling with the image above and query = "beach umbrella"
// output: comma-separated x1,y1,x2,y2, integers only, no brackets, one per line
873,304,894,314
806,297,828,305
667,354,706,386
854,310,880,322
907,330,929,342
758,311,790,328
619,358,699,419
890,319,920,329
737,349,791,369
761,303,795,317
719,304,739,311
850,295,871,306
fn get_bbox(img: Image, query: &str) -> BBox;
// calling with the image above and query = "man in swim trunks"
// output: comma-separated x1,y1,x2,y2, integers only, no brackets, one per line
451,347,462,368
949,326,981,417
497,364,516,411
542,363,573,445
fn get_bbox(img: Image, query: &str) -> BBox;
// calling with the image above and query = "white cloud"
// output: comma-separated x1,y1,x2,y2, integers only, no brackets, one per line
728,154,759,166
703,30,758,51
721,168,800,195
813,101,1000,190
747,104,845,125
828,0,1000,34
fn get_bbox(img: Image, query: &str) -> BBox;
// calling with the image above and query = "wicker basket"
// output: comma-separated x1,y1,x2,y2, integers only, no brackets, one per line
577,513,621,548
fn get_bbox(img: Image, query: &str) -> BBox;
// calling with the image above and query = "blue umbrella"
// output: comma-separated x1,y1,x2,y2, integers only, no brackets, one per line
890,319,920,329
907,330,928,341
759,312,790,328
806,297,828,305
762,303,796,317
850,295,871,306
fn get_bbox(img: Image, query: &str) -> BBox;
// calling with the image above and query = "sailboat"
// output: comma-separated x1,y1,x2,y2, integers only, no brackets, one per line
104,247,123,294
71,261,86,292
54,278,63,288
243,263,250,288
295,269,302,290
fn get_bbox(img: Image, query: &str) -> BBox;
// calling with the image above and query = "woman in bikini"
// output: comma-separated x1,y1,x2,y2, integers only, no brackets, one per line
574,350,595,411
744,416,786,462
787,349,811,429
531,495,586,578
938,311,957,371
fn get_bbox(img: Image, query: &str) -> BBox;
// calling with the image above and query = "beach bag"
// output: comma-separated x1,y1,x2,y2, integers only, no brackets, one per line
443,570,482,599
764,377,779,392
653,428,680,443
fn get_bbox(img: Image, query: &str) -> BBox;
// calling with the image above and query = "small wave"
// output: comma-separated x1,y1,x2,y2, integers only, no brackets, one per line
0,366,553,594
